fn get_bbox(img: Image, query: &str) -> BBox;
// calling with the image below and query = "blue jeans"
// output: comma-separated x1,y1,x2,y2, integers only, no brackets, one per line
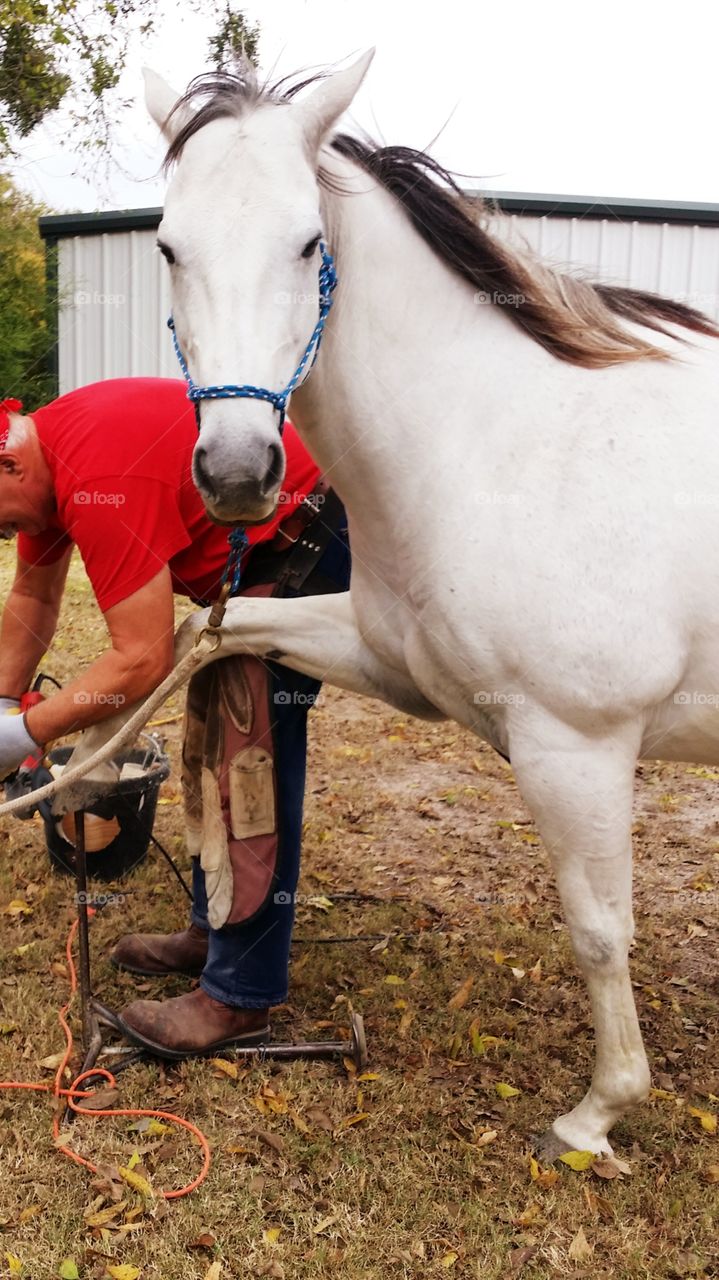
190,516,350,1007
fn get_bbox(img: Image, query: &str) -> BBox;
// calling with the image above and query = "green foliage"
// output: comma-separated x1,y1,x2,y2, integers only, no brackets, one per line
0,171,55,407
0,2,261,157
208,5,260,69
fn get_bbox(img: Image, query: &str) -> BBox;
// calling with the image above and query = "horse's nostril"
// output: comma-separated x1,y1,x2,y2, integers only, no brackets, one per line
194,445,213,493
262,442,283,495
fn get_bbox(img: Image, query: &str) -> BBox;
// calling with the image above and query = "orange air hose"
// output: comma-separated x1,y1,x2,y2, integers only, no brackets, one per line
0,914,212,1200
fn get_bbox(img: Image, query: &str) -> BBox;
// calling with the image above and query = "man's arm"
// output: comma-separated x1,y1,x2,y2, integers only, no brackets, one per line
0,551,72,697
25,566,176,745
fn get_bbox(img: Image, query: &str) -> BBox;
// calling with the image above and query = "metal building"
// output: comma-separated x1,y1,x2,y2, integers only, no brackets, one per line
39,194,719,395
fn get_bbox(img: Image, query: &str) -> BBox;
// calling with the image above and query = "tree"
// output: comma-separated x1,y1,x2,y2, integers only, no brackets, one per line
0,2,260,158
0,172,55,406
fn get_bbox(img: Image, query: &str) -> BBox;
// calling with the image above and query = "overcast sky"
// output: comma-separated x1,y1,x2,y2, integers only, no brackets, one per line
10,0,719,213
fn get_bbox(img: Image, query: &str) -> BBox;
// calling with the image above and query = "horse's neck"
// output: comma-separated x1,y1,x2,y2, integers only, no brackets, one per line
291,156,499,518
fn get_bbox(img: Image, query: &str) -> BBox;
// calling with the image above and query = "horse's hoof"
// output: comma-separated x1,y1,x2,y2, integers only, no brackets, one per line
533,1126,577,1163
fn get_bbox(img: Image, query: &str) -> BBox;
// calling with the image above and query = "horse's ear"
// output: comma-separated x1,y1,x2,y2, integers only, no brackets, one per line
143,67,190,141
296,50,375,153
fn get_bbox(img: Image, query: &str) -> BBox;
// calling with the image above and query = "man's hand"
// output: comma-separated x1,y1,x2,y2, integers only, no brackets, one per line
0,713,39,780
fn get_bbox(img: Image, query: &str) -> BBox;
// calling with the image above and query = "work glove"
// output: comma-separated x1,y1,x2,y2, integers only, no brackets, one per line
0,713,41,780
0,697,21,715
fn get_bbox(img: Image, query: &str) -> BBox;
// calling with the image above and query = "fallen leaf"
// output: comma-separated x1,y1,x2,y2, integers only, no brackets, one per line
313,1215,338,1235
336,1112,370,1131
558,1149,596,1171
440,1252,459,1268
568,1226,593,1262
84,1201,127,1227
528,1155,559,1188
209,1058,239,1080
263,1228,281,1245
58,1262,80,1280
118,1166,154,1198
39,1052,66,1071
3,899,32,918
447,977,474,1010
79,1087,119,1111
495,1082,521,1100
203,1263,222,1280
591,1155,632,1179
18,1205,42,1224
255,1130,284,1155
475,1129,498,1148
509,1245,537,1271
5,1255,23,1277
688,1106,717,1134
106,1268,142,1280
188,1234,217,1250
304,1106,333,1132
384,975,405,986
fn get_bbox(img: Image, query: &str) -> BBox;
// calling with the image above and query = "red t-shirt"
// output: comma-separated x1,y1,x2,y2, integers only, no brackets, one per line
18,378,321,611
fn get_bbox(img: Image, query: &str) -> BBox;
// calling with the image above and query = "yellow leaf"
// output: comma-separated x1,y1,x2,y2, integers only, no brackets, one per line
127,1152,140,1170
495,1082,521,1099
357,1072,381,1082
263,1228,281,1245
5,1255,24,1277
12,943,33,956
209,1058,239,1080
106,1267,142,1280
83,1201,127,1227
58,1262,80,1280
18,1206,41,1224
119,1166,154,1198
3,899,32,917
203,1264,222,1280
145,1119,169,1137
470,1023,500,1055
337,1112,370,1131
384,974,405,986
529,1155,540,1180
688,1106,717,1134
559,1149,596,1171
441,1253,459,1268
493,949,506,965
448,976,474,1010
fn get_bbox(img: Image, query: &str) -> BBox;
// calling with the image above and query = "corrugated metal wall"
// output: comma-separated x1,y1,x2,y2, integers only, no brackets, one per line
57,229,176,391
53,206,719,393
494,215,719,318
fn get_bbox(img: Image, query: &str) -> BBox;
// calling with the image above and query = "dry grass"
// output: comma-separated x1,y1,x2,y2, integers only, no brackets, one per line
0,546,718,1280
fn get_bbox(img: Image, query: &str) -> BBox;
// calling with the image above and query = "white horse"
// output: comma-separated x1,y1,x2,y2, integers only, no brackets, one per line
58,53,719,1158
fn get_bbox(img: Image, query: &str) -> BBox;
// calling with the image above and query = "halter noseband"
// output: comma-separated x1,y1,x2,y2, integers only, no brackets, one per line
167,241,338,432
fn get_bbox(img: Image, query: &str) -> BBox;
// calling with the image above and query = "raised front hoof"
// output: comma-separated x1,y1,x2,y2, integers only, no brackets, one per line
534,1125,613,1163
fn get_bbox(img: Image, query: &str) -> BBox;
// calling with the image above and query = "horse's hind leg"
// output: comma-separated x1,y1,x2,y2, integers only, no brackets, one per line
509,712,650,1156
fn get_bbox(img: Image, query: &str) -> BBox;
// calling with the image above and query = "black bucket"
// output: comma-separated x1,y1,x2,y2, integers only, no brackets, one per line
36,738,171,882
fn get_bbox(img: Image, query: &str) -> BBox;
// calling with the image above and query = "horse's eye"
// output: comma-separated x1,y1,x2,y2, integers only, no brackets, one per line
157,241,176,265
300,235,321,260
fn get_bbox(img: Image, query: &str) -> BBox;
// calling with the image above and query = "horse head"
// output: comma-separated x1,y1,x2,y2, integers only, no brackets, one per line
144,52,373,524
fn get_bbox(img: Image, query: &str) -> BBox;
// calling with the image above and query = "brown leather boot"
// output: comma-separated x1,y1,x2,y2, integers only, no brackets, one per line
109,923,209,977
116,986,270,1059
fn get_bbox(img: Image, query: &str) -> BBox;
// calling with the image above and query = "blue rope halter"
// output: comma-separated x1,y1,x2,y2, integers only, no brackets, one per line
167,241,338,433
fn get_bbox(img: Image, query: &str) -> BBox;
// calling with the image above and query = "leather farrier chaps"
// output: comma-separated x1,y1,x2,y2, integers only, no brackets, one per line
181,484,346,929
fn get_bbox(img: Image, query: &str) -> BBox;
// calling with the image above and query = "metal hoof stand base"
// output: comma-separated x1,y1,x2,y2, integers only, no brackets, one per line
69,810,368,1105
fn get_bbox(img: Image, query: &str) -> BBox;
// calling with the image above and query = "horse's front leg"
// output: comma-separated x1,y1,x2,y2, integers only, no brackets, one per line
509,710,650,1156
177,590,438,717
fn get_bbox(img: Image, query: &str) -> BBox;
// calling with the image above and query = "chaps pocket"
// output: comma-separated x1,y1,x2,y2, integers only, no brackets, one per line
229,747,276,839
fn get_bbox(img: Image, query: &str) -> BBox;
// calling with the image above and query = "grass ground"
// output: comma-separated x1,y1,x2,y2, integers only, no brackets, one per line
0,547,717,1280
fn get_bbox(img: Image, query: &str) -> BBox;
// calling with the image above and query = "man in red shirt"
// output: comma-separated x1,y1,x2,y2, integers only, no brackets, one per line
0,379,350,1055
